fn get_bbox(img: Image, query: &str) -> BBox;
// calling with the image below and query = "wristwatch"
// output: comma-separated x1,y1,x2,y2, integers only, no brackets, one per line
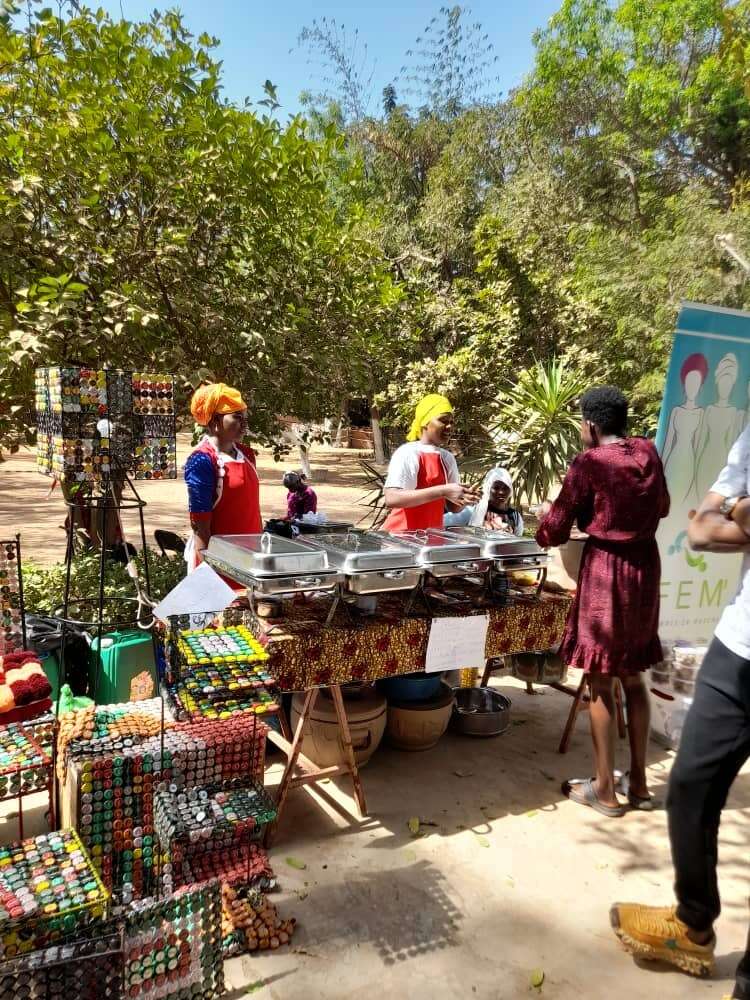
719,495,748,518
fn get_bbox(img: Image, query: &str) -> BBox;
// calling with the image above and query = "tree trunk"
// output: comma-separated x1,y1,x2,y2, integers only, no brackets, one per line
334,418,345,448
371,404,386,465
298,443,312,479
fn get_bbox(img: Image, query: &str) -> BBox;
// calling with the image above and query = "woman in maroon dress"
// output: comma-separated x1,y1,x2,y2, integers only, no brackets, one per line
537,387,670,816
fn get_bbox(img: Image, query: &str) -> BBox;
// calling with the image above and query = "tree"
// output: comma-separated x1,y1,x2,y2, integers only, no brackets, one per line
395,5,500,116
0,3,398,452
296,18,376,124
519,0,750,220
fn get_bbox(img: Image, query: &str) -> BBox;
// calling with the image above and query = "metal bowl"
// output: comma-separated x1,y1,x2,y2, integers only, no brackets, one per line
451,687,511,737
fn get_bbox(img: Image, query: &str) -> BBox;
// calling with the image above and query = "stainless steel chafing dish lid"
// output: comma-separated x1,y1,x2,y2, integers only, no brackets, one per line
441,527,546,559
376,529,483,565
206,533,331,577
305,531,419,574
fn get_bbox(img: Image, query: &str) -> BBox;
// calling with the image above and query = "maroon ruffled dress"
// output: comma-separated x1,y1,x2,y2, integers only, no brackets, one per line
536,438,670,677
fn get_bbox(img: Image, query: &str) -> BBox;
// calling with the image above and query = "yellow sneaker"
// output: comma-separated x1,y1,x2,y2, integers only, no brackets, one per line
610,903,715,978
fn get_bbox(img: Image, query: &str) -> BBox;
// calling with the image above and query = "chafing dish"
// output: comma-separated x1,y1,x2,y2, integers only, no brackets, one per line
376,529,490,578
441,526,536,558
204,533,341,596
305,531,423,595
442,526,548,570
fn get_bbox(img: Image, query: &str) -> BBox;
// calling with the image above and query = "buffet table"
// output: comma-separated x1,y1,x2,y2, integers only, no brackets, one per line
226,592,571,841
234,592,570,691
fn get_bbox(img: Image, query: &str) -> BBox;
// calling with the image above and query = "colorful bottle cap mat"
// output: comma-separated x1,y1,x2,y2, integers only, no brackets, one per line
175,626,269,668
0,541,23,655
0,928,124,999
154,782,276,849
123,881,224,1000
0,829,109,961
0,723,51,799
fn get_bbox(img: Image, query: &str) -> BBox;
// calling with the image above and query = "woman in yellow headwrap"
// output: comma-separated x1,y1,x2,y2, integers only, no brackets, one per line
183,383,262,582
382,394,478,532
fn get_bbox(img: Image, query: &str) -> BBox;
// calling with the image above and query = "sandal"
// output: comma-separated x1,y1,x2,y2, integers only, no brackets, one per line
616,771,655,811
563,777,626,817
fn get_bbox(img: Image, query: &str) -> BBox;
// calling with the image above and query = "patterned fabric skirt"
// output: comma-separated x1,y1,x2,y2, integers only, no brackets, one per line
560,537,663,677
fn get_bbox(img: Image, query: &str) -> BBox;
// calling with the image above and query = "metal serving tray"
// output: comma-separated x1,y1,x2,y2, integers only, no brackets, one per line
307,532,418,573
441,527,545,560
206,533,329,577
377,530,490,578
344,567,424,595
202,552,341,596
305,532,423,595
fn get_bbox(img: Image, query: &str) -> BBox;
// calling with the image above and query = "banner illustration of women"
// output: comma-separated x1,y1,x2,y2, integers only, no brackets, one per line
694,351,741,499
655,303,750,642
661,353,707,507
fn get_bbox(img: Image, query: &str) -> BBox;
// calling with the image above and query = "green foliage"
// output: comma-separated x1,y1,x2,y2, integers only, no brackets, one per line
5,0,750,479
0,3,397,450
481,359,589,504
22,550,185,614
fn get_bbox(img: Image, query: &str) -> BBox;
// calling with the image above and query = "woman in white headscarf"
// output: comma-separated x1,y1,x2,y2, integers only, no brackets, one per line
444,467,524,535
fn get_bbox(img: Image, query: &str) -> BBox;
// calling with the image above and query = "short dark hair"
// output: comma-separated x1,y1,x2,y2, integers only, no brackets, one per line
581,386,628,436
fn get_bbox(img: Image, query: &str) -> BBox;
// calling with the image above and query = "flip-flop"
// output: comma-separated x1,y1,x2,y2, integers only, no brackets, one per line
616,771,655,811
563,777,626,817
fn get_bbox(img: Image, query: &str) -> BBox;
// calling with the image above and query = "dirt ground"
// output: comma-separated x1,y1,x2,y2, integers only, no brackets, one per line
0,436,378,564
1,443,748,998
4,675,749,1000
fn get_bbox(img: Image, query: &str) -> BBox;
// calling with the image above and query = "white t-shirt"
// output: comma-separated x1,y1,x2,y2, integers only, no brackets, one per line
711,426,750,659
384,442,460,491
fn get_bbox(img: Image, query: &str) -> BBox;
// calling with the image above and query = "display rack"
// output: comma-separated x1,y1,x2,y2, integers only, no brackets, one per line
164,620,282,724
35,367,176,484
123,881,224,1000
0,723,54,838
0,536,26,655
0,928,124,999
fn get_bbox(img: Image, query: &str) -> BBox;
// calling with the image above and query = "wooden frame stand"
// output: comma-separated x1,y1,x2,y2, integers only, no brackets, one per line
552,673,627,754
265,684,368,845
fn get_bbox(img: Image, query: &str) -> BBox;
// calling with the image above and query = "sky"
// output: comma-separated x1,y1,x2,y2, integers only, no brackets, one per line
99,1,562,115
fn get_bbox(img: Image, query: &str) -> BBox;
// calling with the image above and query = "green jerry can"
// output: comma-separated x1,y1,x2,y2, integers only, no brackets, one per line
90,628,157,705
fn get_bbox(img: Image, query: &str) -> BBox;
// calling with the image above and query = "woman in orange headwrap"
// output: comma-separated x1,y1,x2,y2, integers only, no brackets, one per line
184,383,262,582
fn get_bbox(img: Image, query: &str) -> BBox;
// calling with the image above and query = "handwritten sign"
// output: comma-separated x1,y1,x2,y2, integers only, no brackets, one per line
425,615,489,674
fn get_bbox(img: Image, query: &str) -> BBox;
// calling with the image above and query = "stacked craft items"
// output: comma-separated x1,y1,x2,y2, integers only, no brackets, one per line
165,624,279,722
69,714,268,903
123,882,224,999
0,651,51,725
0,724,53,838
155,782,277,898
0,927,124,1000
0,829,109,961
0,540,24,657
35,366,177,482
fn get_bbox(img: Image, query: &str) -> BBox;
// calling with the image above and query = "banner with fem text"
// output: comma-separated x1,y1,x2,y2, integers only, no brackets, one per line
656,301,750,642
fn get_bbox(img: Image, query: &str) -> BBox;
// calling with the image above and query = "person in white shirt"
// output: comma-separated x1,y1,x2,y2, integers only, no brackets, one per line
382,394,478,532
611,425,750,998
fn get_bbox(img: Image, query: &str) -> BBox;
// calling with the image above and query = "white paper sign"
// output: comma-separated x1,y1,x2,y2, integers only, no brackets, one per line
152,561,236,623
425,614,490,674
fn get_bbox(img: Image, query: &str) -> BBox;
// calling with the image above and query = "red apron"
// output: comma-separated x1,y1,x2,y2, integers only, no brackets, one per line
383,450,447,532
194,447,262,591
211,454,262,537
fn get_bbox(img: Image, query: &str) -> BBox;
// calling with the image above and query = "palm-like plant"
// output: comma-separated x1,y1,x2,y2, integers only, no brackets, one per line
485,359,587,505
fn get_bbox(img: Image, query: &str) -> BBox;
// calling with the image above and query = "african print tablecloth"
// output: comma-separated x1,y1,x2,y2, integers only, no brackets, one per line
228,592,571,692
